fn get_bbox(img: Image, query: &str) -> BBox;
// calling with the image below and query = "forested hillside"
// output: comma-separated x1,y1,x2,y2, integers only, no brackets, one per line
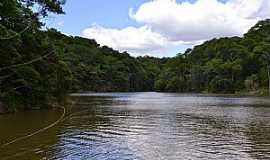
1,0,270,112
155,20,270,94
46,29,166,92
0,0,166,112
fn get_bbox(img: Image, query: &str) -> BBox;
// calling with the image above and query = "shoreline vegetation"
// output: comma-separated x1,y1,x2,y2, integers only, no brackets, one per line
0,88,269,114
1,92,268,115
1,90,269,114
1,1,270,113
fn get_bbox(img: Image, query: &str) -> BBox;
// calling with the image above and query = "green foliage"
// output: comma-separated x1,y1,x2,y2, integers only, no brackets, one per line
156,19,270,94
0,0,68,111
1,0,270,113
52,34,167,92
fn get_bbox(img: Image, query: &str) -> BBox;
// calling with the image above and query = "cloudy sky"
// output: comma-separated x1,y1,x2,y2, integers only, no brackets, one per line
47,0,270,57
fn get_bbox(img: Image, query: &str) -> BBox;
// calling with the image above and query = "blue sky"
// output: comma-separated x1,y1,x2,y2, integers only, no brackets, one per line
45,0,269,57
46,0,144,35
46,0,202,34
45,0,201,57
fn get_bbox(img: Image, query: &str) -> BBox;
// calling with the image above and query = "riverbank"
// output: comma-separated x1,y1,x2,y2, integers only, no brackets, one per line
0,97,73,115
0,101,53,114
199,88,269,97
1,90,269,115
0,102,6,114
235,88,269,97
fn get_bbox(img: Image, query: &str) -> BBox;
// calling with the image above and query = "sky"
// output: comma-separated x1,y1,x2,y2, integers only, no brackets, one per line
45,0,270,57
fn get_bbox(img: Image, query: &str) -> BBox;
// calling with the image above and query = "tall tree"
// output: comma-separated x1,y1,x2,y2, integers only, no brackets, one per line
254,43,270,94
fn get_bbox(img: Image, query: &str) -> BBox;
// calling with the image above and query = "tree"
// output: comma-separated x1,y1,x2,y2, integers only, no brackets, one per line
254,43,270,94
0,0,66,111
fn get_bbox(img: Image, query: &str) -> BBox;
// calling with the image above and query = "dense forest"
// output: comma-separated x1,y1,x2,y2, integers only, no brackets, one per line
155,20,270,94
1,0,270,112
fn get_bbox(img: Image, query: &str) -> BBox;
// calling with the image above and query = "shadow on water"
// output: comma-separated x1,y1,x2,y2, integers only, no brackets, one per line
244,108,270,160
0,96,113,160
0,109,63,159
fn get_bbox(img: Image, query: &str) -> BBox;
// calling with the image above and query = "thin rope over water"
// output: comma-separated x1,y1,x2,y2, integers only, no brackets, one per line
0,106,66,149
0,50,55,72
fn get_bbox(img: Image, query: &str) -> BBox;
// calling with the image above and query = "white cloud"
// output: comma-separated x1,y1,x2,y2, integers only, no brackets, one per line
82,24,181,57
57,21,64,27
82,0,270,57
130,0,270,41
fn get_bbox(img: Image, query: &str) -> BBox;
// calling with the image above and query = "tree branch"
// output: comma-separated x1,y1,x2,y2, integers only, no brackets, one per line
0,50,55,72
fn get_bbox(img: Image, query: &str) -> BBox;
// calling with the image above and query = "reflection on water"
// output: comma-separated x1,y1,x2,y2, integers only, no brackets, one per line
1,92,270,160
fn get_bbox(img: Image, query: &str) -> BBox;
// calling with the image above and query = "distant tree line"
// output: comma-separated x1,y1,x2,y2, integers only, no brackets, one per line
1,0,270,112
155,20,270,94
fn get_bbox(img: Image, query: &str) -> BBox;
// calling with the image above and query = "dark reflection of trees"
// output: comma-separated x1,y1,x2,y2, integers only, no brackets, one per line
0,96,116,160
245,121,270,160
0,111,62,160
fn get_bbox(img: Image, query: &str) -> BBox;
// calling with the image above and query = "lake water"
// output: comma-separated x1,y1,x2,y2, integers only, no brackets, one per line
1,92,270,160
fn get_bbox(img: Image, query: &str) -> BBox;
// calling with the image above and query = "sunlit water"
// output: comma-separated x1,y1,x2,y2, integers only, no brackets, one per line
1,92,270,160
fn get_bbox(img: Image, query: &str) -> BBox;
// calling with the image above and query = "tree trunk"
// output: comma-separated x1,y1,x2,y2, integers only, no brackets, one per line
0,102,6,114
268,64,270,95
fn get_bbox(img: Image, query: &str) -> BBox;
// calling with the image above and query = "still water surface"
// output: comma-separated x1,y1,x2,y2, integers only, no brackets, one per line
1,92,270,160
